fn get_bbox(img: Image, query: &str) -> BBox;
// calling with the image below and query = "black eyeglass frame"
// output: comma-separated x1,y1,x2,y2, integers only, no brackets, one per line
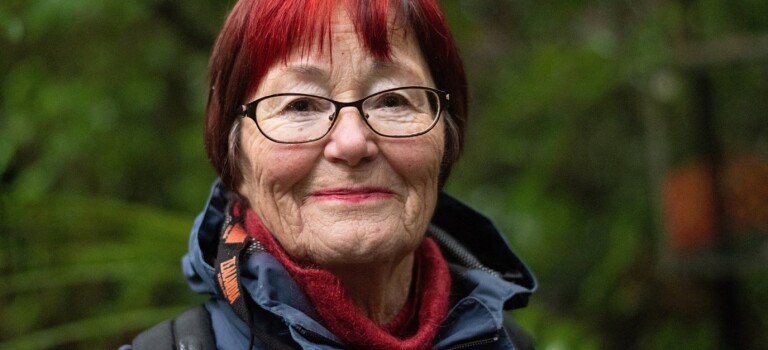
238,86,450,144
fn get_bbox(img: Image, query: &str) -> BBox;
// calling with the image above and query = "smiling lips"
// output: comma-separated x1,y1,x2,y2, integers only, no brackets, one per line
311,187,394,202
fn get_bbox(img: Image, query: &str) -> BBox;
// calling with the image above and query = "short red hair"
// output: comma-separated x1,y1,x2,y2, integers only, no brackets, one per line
205,0,467,189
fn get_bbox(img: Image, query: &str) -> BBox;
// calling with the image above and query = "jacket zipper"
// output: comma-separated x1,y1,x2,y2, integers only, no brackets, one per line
428,224,503,278
442,333,500,350
292,324,345,348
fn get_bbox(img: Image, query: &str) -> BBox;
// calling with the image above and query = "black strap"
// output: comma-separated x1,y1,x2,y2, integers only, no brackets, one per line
213,208,252,326
213,203,299,350
132,306,216,350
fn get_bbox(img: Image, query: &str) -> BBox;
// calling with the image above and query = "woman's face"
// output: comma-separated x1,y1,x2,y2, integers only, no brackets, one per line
237,7,444,267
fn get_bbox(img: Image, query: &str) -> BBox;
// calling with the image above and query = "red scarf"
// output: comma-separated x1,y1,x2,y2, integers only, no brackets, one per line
242,207,451,350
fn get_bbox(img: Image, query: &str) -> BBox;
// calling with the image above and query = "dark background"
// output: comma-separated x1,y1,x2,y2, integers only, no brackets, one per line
2,0,767,349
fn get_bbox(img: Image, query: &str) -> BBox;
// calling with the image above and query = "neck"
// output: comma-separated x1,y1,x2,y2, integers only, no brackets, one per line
326,254,415,324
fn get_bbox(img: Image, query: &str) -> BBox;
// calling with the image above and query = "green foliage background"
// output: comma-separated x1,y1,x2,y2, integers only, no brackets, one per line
1,0,767,349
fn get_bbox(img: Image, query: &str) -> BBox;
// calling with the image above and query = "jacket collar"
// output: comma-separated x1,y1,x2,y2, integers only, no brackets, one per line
431,192,537,309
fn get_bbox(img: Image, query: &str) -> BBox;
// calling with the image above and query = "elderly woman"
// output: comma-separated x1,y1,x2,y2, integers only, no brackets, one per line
126,0,536,349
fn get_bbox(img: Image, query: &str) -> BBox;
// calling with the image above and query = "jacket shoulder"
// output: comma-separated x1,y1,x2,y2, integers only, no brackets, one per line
504,316,535,350
129,306,216,350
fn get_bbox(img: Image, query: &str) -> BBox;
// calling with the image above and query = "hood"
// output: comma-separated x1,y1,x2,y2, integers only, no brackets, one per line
182,180,537,311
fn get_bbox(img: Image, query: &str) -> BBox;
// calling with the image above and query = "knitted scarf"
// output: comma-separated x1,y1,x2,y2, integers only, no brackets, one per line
241,207,451,350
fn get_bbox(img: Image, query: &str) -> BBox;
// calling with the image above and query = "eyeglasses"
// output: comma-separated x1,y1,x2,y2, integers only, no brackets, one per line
238,86,449,144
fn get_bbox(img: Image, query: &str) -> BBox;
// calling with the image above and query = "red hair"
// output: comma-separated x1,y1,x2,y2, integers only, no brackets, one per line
205,0,467,189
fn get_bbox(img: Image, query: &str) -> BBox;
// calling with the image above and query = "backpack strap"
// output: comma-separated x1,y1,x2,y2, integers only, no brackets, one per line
132,306,216,350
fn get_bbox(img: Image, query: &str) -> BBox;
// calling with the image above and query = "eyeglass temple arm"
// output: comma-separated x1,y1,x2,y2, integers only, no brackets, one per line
237,105,248,117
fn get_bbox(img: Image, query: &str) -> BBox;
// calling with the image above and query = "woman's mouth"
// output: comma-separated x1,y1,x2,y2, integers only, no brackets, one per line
311,187,394,202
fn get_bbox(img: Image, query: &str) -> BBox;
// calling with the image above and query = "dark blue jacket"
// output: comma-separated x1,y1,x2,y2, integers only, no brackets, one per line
128,181,537,349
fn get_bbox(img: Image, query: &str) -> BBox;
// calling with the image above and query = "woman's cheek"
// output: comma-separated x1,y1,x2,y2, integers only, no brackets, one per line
387,134,444,186
261,148,318,191
243,133,315,187
238,126,318,217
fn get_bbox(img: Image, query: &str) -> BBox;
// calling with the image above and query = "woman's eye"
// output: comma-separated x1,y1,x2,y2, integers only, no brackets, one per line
380,94,408,108
286,99,314,112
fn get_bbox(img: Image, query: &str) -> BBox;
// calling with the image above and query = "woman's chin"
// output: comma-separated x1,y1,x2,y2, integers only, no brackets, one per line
295,224,420,267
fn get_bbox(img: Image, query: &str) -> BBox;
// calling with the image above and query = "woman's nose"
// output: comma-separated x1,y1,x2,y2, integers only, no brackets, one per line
323,108,379,166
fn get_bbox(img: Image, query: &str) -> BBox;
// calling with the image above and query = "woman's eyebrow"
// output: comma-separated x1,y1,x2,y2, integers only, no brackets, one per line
371,59,416,75
367,60,424,84
280,64,329,79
